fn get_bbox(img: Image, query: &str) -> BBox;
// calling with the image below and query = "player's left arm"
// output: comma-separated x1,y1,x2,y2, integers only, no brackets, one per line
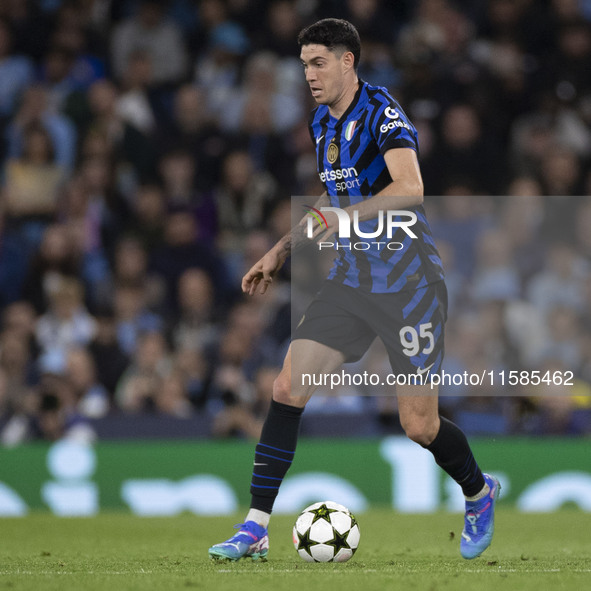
242,192,329,295
343,147,423,222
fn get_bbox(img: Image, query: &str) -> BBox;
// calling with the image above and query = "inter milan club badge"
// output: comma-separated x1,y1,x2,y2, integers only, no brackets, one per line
327,141,339,163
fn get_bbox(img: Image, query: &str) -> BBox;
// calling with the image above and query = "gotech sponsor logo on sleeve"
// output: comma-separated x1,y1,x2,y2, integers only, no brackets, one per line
380,106,413,133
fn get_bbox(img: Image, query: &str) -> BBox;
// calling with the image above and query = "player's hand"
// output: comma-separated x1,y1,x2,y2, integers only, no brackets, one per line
242,248,286,295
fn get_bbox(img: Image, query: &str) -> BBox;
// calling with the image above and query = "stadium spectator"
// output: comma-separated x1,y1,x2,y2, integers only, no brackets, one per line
223,51,303,134
1,370,95,445
158,148,218,242
191,0,234,57
93,236,164,314
256,0,302,57
220,53,301,187
56,175,112,302
533,306,584,370
77,155,130,254
357,37,402,91
470,228,521,302
83,79,156,181
65,346,110,419
423,103,504,195
172,268,219,352
526,242,589,314
49,15,106,91
430,194,493,279
209,298,282,414
520,356,591,435
0,18,34,118
0,328,35,415
40,45,78,114
35,277,97,362
539,146,584,196
1,300,37,347
115,330,169,412
498,193,546,283
342,0,399,44
157,84,226,190
172,345,210,409
212,365,277,439
548,19,591,100
126,183,167,253
21,224,81,314
87,309,129,397
194,20,250,116
110,0,188,86
0,211,31,307
3,123,66,222
0,300,38,386
215,150,277,254
116,50,157,136
158,149,198,207
5,85,77,171
150,207,228,310
154,370,192,418
112,281,163,357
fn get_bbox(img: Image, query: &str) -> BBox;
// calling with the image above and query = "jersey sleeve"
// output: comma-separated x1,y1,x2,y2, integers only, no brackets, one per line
370,95,419,155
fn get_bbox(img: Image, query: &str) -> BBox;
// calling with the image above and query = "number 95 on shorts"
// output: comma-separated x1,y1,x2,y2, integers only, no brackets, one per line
293,280,448,378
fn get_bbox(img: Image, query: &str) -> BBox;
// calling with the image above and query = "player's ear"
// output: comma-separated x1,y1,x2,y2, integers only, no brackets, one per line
341,50,355,73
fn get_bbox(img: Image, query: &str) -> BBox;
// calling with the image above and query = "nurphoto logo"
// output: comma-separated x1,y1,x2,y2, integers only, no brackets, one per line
304,207,418,251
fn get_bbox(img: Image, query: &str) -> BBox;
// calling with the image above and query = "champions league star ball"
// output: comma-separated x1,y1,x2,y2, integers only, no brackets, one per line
293,501,360,562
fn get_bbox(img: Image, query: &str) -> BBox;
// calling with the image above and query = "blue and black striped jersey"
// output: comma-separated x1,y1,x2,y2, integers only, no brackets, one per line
309,80,444,293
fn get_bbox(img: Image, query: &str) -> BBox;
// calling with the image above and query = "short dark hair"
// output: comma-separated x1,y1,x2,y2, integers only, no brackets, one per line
298,18,361,69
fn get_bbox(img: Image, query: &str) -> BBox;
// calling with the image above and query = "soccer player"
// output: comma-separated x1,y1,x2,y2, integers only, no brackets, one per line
209,18,499,562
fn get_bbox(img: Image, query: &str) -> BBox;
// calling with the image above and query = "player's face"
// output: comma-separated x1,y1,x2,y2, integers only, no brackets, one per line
300,44,349,107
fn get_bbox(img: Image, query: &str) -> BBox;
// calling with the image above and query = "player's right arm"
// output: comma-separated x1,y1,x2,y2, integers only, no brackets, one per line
242,193,329,295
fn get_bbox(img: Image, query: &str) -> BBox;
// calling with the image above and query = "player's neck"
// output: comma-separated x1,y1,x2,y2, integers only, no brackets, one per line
328,77,359,120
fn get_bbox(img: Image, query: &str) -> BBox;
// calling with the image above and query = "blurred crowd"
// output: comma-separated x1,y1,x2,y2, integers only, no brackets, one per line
0,0,590,444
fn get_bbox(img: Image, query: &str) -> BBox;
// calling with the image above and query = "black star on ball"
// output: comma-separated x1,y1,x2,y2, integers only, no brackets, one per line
310,504,339,524
296,528,315,554
328,528,351,554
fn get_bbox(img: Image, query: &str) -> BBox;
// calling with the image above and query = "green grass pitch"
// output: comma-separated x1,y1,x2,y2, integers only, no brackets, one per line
0,510,589,591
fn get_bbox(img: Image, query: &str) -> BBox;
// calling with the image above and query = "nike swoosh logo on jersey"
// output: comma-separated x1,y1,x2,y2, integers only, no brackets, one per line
416,363,434,377
316,135,324,144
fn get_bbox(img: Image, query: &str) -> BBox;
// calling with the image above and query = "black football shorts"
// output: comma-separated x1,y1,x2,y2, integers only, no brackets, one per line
293,280,448,376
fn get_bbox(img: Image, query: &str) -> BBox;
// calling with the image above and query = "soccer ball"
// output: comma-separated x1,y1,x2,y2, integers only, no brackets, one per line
292,501,360,562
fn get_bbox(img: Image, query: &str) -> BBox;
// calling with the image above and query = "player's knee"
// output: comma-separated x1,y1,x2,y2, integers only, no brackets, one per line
272,372,297,405
272,371,290,402
401,416,439,446
272,372,308,408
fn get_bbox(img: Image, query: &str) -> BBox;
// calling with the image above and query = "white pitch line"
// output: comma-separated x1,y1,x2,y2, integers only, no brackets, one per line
0,571,154,576
464,569,591,574
216,568,591,575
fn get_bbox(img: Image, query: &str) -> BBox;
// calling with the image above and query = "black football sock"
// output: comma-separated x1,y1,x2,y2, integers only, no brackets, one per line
250,399,304,514
425,416,486,497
